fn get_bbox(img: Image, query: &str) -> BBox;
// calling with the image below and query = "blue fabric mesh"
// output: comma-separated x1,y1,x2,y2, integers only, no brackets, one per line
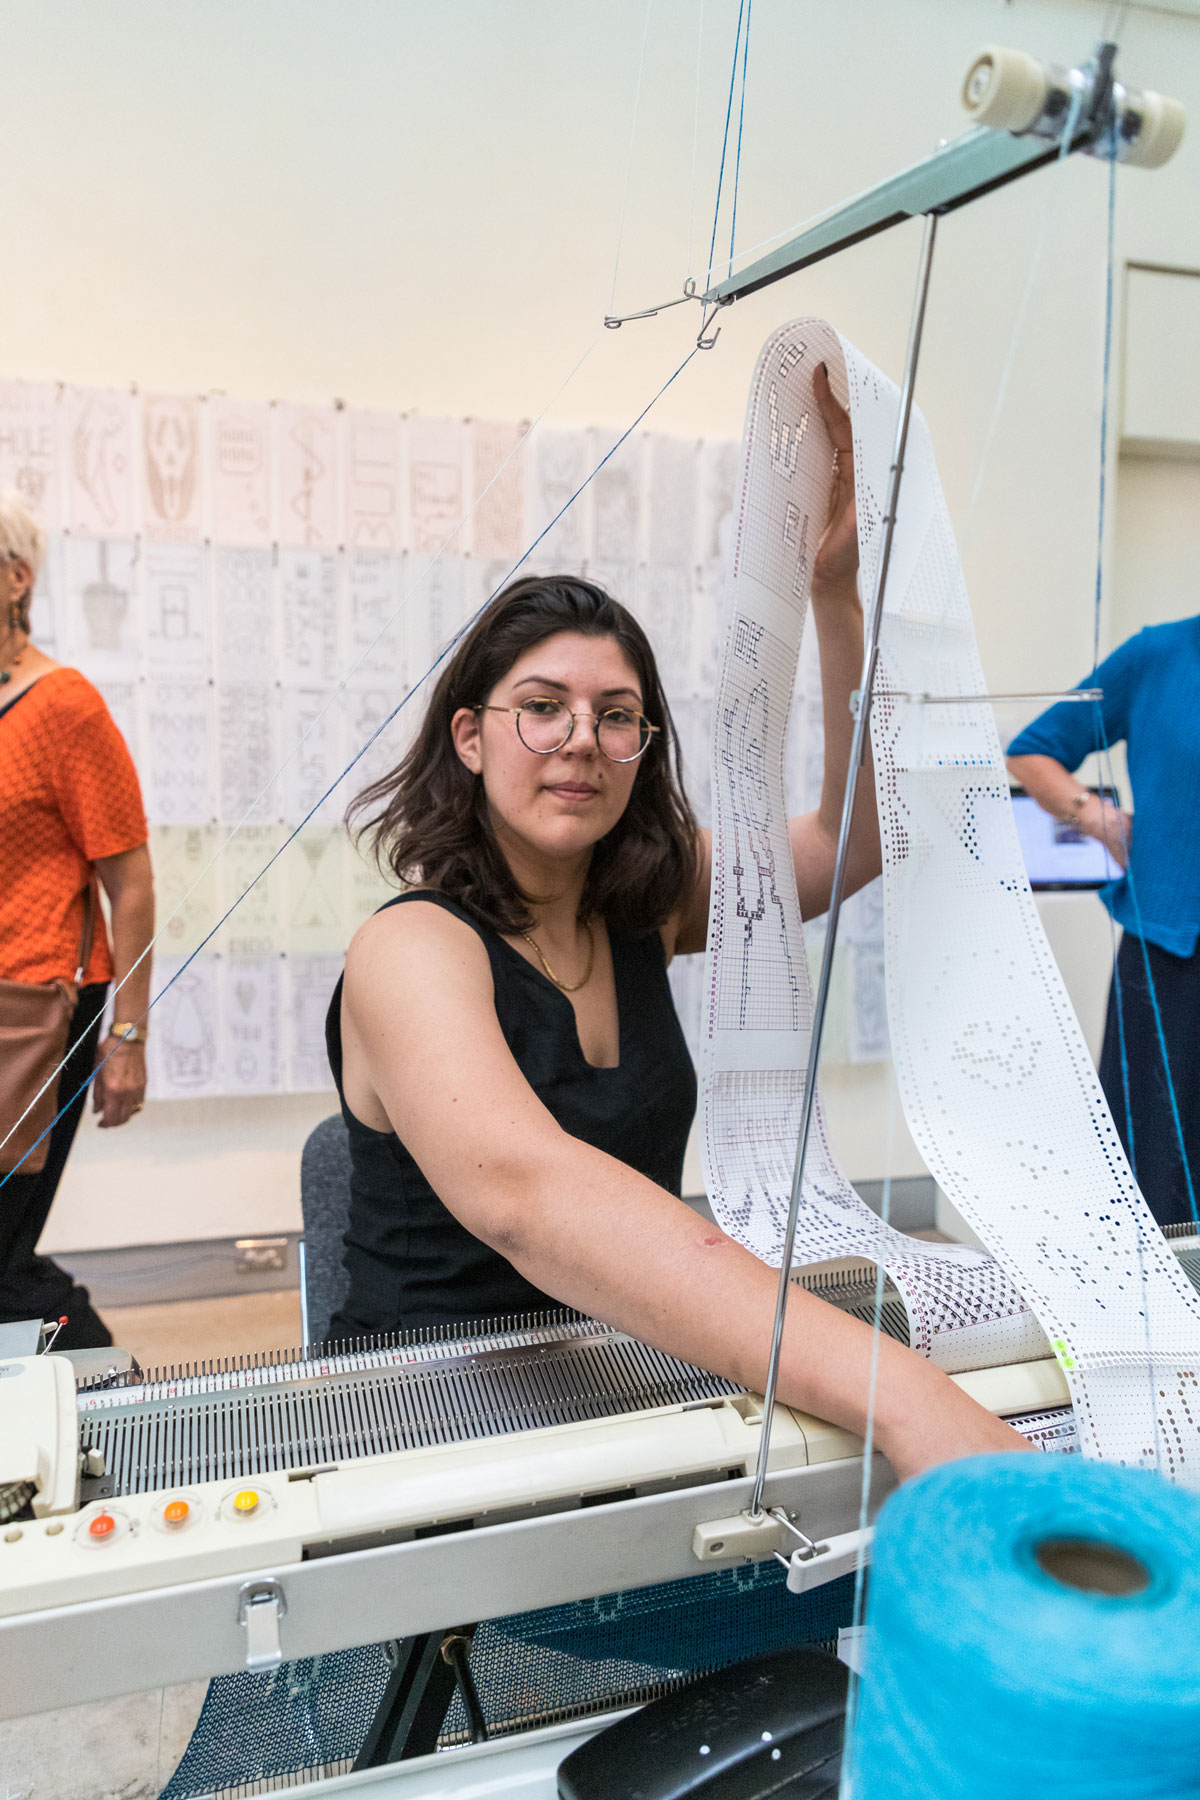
158,1644,392,1798
442,1563,856,1740
158,1566,857,1794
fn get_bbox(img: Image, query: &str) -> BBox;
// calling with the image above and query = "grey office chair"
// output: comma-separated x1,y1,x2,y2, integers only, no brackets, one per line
299,1112,353,1347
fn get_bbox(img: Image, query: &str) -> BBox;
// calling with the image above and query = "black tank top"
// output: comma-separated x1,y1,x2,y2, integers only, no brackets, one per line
325,892,697,1336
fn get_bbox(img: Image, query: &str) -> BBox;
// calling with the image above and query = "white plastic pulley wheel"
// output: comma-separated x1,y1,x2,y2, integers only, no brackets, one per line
962,44,1049,133
1120,89,1187,168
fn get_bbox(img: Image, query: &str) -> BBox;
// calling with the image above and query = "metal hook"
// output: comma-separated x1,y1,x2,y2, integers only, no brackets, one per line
696,296,730,351
603,277,704,333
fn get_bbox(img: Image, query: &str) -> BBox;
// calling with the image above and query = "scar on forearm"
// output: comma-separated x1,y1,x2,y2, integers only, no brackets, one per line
697,1232,727,1249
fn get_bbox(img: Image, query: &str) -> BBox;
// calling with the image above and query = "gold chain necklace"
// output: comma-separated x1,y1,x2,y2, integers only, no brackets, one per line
520,919,596,993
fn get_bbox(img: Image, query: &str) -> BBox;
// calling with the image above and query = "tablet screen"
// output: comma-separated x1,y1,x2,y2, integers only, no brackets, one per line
1010,787,1123,890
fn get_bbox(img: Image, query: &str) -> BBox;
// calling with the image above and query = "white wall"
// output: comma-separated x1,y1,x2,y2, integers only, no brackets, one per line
15,0,1200,1252
1112,455,1200,644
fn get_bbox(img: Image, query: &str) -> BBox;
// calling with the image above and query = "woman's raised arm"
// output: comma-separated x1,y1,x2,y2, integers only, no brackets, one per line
343,901,1028,1481
669,364,880,957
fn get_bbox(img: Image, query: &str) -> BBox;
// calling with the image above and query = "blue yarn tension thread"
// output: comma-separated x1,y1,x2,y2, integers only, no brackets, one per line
848,1455,1200,1798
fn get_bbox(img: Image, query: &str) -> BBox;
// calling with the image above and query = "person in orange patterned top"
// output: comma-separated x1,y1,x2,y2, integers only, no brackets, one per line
0,489,155,1349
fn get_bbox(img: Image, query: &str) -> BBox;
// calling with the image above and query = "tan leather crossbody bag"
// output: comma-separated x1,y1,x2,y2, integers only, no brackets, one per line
0,889,96,1176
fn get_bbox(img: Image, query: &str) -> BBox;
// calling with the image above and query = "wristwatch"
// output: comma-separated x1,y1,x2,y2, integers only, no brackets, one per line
107,1021,149,1045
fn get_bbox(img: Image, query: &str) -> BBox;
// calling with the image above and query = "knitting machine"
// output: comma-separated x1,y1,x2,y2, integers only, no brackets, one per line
0,1276,1087,1721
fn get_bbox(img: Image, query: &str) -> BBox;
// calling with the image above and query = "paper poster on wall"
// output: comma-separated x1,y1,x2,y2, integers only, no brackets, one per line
29,536,67,662
698,439,738,568
471,419,526,560
209,398,274,547
689,561,725,699
282,548,339,685
345,409,404,551
342,683,409,802
647,434,699,568
220,955,283,1094
283,827,345,954
347,840,400,932
0,380,61,530
424,553,471,667
286,954,342,1091
65,537,139,679
283,686,345,825
213,827,285,957
64,386,136,538
95,680,140,766
279,403,340,549
591,429,643,565
144,680,214,824
140,394,205,543
215,545,276,685
529,427,590,568
347,549,403,687
408,418,464,556
149,825,220,960
0,366,916,1093
635,562,693,689
148,954,222,1099
143,542,210,676
670,694,714,829
218,684,277,824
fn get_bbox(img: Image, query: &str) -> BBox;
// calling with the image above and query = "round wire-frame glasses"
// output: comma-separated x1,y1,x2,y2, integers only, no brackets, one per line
476,697,660,763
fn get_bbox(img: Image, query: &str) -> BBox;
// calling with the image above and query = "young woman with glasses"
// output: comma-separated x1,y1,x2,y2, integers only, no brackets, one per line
327,371,1027,1481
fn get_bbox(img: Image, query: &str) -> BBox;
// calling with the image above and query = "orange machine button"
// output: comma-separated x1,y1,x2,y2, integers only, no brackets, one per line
88,1512,116,1539
232,1489,260,1515
162,1500,190,1528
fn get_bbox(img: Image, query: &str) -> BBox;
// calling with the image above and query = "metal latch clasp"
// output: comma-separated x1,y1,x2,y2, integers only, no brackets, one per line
769,1511,874,1595
238,1578,287,1669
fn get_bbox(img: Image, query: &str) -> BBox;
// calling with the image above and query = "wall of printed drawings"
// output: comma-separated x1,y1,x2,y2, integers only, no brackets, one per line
1,378,887,1100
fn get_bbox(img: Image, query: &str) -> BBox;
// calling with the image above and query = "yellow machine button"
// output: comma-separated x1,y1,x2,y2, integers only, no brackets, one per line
232,1489,260,1515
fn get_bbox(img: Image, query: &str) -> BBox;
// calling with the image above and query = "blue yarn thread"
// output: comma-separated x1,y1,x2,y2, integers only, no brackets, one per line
726,0,752,276
0,343,702,1189
703,0,746,288
1094,710,1199,1225
1086,132,1197,1225
1105,897,1136,1175
850,1455,1200,1799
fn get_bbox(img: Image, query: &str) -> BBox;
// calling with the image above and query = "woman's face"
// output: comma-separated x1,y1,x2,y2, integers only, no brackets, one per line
451,630,648,870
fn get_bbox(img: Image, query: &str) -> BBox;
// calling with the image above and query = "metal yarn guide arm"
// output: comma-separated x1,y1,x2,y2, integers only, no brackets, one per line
700,127,1059,307
606,39,1184,334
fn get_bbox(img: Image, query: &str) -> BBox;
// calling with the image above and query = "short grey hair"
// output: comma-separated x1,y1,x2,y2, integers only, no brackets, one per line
0,487,47,584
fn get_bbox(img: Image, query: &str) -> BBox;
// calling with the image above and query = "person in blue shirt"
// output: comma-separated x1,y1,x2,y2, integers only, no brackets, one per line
1007,616,1200,1229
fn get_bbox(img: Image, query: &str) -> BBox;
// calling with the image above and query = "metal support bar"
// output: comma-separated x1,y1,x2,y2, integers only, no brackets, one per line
355,1625,479,1767
882,687,1103,708
748,211,941,1520
443,1630,488,1744
701,128,1058,308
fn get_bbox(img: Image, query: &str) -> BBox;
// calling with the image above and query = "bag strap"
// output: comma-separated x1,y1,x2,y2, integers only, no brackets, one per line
74,882,97,985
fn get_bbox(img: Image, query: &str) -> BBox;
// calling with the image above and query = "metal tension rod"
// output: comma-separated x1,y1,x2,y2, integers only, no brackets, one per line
703,129,1054,309
612,42,1182,338
608,128,1060,333
888,686,1103,707
748,211,940,1520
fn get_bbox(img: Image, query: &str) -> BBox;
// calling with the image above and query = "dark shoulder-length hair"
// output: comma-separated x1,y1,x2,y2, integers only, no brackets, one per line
348,574,699,936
